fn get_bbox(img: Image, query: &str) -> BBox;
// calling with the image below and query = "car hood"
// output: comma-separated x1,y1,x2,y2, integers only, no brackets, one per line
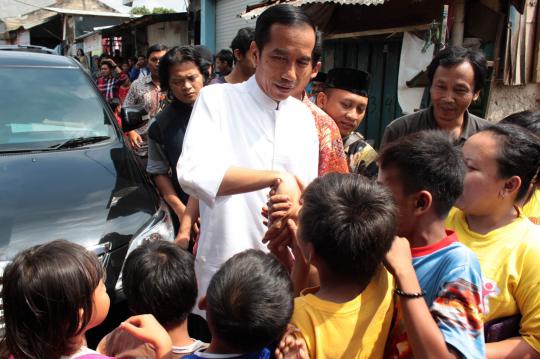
0,142,159,260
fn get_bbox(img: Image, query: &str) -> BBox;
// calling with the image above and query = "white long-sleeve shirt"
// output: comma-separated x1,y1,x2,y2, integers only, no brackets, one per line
177,76,318,315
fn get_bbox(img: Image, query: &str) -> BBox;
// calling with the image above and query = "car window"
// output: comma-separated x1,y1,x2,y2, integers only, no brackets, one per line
0,66,114,151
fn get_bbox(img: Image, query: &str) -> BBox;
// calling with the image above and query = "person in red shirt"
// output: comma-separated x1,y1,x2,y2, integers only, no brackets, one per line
96,59,127,101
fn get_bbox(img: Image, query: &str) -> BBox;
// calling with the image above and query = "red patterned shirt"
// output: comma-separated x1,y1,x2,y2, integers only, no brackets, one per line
302,95,349,175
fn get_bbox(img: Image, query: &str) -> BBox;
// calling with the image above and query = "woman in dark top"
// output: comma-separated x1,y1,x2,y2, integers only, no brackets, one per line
146,46,207,229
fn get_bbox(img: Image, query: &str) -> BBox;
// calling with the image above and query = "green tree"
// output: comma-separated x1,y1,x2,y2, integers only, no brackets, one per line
131,6,150,15
130,6,175,15
152,7,175,14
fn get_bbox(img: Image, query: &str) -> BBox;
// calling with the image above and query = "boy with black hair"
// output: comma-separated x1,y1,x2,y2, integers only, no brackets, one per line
98,240,207,358
184,249,294,359
209,28,256,85
378,130,485,358
214,49,234,77
283,173,396,358
316,68,378,177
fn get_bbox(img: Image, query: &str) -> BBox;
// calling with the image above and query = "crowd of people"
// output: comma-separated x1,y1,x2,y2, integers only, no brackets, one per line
2,3,540,359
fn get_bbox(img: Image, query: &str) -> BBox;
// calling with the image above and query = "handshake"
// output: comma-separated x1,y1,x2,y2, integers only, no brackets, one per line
261,172,306,272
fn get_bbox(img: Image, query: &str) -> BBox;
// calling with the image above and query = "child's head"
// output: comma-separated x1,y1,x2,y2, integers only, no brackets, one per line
378,130,464,237
109,97,121,114
298,173,396,286
203,249,293,353
2,240,108,359
122,240,197,329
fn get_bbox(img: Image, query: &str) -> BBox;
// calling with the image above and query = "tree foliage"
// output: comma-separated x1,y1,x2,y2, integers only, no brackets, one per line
130,6,175,15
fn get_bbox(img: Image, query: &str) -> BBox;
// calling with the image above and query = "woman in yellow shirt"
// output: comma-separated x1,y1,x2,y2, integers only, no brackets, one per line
500,110,540,224
445,123,540,358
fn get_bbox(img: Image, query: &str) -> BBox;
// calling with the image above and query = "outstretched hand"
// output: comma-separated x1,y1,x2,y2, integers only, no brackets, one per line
120,314,172,359
275,325,310,359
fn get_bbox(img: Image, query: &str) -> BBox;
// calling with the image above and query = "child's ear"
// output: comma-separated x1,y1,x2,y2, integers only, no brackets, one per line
198,295,207,311
413,191,432,214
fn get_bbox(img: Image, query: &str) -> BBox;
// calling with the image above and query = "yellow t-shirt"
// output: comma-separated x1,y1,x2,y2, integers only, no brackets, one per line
445,207,540,352
291,266,394,359
522,188,540,225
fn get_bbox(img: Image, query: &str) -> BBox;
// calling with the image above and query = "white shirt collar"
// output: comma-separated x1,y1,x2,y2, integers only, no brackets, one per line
192,349,244,358
246,75,281,111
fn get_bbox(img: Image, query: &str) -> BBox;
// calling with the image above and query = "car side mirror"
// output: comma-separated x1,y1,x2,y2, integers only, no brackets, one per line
120,106,150,132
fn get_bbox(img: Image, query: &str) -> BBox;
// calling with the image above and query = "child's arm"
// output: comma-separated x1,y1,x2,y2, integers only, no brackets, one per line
119,314,172,359
287,220,319,296
384,236,461,359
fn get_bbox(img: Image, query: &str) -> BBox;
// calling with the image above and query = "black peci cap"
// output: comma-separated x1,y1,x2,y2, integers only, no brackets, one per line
312,72,327,83
325,68,370,97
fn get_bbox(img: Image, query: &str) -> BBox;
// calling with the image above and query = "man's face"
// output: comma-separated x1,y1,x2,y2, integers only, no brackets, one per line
430,61,479,125
216,58,230,73
236,48,257,77
148,50,167,77
317,88,369,137
137,56,146,67
253,23,315,101
169,61,205,105
100,64,111,77
121,63,130,74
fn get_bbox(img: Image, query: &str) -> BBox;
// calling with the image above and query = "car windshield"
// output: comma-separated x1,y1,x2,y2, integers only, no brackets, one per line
0,66,114,151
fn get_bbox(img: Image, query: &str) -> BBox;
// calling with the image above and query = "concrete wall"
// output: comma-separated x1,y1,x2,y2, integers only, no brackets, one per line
147,21,188,47
485,82,539,121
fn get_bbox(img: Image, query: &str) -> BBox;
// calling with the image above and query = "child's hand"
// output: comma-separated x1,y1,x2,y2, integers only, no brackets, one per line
275,325,310,359
383,236,414,279
127,131,143,150
120,314,172,359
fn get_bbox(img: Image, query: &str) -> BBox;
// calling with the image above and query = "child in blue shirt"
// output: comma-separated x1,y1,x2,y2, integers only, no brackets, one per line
378,130,485,359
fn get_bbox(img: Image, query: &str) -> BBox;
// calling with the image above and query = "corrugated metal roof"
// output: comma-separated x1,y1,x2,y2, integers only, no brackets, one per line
240,0,386,19
1,12,58,32
0,0,56,18
43,6,135,17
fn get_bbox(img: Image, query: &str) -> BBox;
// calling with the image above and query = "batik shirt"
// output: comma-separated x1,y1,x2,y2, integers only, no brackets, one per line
385,231,485,359
123,74,167,157
343,132,378,178
302,95,348,175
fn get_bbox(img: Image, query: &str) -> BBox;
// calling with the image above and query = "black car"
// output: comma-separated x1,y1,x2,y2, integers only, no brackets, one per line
0,50,175,301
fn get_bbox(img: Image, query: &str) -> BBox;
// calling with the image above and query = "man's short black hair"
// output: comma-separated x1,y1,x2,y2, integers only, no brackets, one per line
206,249,293,353
255,4,317,56
378,130,465,218
230,27,255,63
122,240,197,329
159,46,210,92
146,43,168,59
216,49,234,67
427,46,487,92
100,61,114,70
299,173,396,285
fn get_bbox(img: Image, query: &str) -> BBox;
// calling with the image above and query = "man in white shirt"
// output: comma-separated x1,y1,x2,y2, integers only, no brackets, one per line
177,4,319,317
